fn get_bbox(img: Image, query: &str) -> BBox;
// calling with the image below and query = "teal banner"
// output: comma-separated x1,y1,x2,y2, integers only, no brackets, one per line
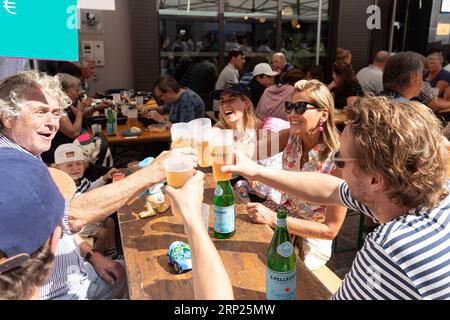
0,0,79,61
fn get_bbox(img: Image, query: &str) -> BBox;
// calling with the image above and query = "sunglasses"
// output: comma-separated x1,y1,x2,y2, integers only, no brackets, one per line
331,150,356,168
285,101,320,115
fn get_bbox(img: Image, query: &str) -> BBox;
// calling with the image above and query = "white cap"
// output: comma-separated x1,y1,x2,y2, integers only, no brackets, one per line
253,63,279,77
54,144,85,165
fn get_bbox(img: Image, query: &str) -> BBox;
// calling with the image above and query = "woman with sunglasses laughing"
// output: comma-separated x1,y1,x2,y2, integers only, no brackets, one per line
245,79,347,271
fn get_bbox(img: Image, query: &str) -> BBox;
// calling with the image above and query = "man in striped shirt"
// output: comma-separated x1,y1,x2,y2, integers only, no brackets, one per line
0,71,197,299
223,95,449,299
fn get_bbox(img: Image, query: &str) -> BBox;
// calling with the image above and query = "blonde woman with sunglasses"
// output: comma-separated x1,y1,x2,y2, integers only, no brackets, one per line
244,79,347,270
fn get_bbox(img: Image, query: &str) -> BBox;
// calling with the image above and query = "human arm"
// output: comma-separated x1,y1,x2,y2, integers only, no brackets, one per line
58,103,87,139
75,233,125,285
222,150,345,207
68,148,197,232
165,171,234,300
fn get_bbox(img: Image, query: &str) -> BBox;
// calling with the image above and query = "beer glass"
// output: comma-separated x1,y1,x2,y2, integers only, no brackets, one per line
170,123,193,148
209,128,233,181
163,156,194,188
190,118,212,168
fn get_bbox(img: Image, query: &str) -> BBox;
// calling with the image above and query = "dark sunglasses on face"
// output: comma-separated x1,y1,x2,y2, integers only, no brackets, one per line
285,101,320,115
331,150,356,169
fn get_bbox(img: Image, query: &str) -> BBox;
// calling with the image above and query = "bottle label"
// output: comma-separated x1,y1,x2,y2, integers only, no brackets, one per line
277,241,294,258
266,267,296,300
277,218,287,227
213,205,234,233
214,185,223,197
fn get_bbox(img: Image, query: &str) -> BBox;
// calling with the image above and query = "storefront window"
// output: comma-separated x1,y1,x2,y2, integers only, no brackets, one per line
159,0,219,82
281,0,329,73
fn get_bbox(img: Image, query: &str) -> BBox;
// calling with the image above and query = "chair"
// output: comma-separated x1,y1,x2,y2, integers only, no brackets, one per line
332,209,366,253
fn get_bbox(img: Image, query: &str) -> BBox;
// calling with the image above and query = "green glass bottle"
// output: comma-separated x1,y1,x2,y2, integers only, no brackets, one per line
213,180,235,239
266,208,296,300
106,106,116,136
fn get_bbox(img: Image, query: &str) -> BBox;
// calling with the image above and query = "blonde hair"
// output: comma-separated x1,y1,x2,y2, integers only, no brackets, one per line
346,96,448,210
0,71,71,127
218,94,258,133
293,79,341,161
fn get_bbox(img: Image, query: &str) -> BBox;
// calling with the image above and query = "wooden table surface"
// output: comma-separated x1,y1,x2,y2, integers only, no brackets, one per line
96,119,171,144
118,174,336,300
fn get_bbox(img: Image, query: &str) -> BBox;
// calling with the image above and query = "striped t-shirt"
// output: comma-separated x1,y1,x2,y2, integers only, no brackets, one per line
334,181,450,300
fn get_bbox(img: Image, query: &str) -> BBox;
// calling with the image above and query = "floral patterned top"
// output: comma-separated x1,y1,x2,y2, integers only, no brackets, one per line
281,135,336,223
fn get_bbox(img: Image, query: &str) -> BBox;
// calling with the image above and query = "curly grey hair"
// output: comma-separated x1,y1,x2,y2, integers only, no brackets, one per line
0,71,71,127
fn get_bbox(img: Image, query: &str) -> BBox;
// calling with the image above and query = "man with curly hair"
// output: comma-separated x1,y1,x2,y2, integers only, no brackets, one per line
223,96,450,300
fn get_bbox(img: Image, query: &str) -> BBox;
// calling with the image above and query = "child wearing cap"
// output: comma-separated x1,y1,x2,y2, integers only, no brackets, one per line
54,143,120,258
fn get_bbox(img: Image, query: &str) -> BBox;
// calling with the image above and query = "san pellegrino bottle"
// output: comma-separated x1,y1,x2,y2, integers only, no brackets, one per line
213,180,235,239
106,106,116,136
266,208,296,300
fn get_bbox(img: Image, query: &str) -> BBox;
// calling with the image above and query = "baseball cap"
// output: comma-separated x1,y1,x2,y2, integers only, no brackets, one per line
0,148,65,263
253,63,278,77
210,81,251,100
54,143,85,165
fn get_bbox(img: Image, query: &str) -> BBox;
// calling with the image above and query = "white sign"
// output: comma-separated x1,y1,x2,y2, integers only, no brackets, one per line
441,0,450,13
78,0,115,11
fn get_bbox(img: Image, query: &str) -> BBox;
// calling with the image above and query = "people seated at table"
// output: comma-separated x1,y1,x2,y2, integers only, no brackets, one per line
414,80,450,112
211,82,262,159
305,65,325,82
0,149,64,300
221,96,450,299
425,49,450,98
41,73,92,164
380,51,424,102
248,63,278,107
213,49,246,117
54,143,120,258
271,52,295,84
246,79,347,270
328,62,363,109
144,74,205,128
239,56,269,86
356,50,390,95
0,70,199,299
255,69,305,121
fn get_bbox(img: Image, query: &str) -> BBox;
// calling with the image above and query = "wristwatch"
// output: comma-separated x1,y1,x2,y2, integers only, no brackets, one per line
85,249,98,262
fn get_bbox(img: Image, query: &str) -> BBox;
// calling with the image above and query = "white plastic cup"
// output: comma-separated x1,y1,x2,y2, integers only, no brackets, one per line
170,123,193,148
191,119,212,168
112,93,121,103
163,155,194,189
201,203,210,231
136,96,144,107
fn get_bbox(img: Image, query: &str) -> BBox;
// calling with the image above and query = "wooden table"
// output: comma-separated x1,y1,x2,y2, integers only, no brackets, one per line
118,174,339,300
100,121,171,145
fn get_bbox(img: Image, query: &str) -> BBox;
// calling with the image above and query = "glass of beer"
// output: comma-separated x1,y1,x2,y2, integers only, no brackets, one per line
163,155,194,188
209,128,234,181
170,123,193,148
190,118,212,168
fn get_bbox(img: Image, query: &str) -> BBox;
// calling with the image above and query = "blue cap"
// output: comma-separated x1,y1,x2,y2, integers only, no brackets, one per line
0,148,65,258
210,81,251,100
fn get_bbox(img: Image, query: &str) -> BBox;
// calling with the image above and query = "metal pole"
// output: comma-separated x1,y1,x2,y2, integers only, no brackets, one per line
388,0,397,52
315,0,323,65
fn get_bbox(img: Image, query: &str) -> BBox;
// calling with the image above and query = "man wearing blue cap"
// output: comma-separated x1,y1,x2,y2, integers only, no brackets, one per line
0,148,64,300
0,71,197,299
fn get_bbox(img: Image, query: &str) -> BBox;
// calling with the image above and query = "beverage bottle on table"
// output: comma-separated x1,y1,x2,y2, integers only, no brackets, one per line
266,208,296,300
213,180,235,239
106,106,116,136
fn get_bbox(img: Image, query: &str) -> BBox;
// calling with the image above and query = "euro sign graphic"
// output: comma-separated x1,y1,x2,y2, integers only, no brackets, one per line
3,0,17,15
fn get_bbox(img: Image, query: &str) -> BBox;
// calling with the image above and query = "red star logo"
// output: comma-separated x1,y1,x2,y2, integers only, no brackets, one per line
284,287,291,293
